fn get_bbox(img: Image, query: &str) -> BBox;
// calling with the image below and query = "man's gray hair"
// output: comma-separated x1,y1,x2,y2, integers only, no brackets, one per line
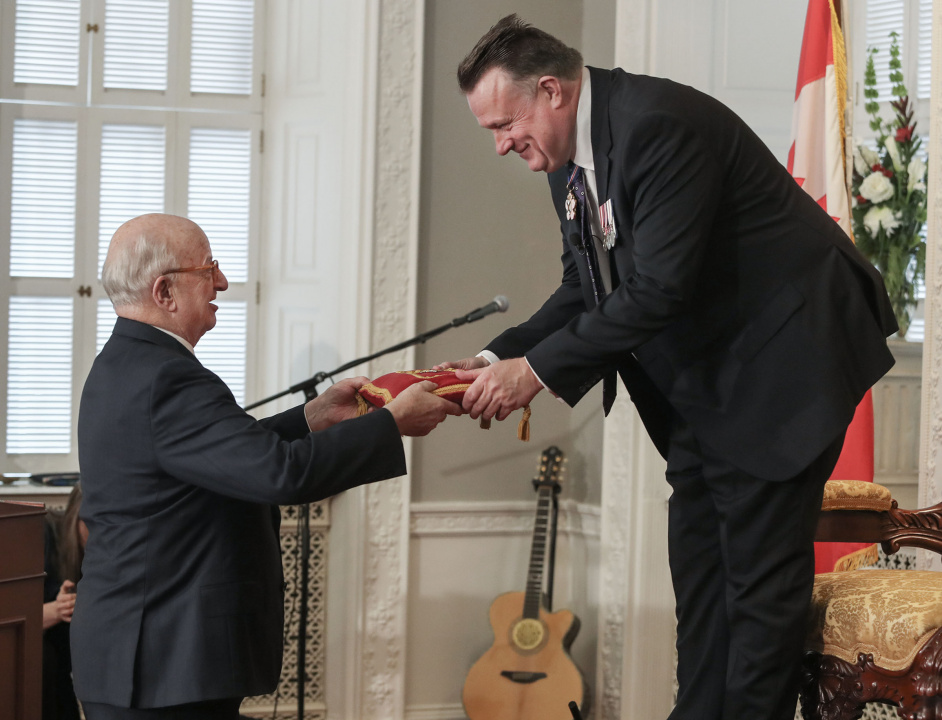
101,232,178,308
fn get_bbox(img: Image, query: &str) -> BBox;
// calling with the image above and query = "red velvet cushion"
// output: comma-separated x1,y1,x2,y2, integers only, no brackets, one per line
358,369,470,408
357,368,531,441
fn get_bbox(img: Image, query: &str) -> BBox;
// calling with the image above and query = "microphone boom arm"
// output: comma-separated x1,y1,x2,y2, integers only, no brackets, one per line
243,298,506,410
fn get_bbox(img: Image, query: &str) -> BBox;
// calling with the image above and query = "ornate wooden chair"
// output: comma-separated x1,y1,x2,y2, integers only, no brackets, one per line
800,480,942,720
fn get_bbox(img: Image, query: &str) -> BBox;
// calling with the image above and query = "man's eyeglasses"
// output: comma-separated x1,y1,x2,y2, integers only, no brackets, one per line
163,259,219,277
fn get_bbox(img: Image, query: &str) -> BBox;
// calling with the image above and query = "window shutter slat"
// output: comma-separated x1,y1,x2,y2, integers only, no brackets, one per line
103,0,170,91
6,298,74,454
98,124,167,276
865,0,905,102
917,0,932,100
10,119,77,278
191,0,255,95
14,0,81,86
188,128,251,282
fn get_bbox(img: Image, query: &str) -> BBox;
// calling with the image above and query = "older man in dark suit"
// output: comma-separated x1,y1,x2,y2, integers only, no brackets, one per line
72,213,461,720
439,15,898,720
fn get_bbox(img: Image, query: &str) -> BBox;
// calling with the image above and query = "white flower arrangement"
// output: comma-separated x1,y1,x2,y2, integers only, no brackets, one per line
851,32,928,338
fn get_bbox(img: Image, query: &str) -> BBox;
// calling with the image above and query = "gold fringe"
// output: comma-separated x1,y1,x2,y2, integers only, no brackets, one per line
832,543,879,572
355,393,369,417
517,405,531,442
827,0,855,243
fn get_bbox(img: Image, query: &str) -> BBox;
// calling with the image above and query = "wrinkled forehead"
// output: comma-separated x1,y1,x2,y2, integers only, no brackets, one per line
468,67,532,126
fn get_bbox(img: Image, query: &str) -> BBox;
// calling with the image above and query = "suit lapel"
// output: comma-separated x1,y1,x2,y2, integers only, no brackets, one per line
588,66,613,205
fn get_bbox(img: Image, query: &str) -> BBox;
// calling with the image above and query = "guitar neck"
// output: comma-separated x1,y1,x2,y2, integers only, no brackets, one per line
522,484,553,619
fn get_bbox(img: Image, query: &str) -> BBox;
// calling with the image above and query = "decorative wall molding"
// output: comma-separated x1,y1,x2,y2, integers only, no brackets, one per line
410,500,601,538
919,0,942,571
874,340,922,498
359,1,425,719
403,703,465,720
596,388,674,720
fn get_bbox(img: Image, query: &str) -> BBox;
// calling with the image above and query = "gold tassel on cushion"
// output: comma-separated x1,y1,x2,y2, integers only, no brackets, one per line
517,405,531,442
832,543,879,572
355,393,369,417
479,417,491,430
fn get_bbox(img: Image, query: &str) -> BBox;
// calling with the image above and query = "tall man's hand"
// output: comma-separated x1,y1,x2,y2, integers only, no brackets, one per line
303,376,370,431
386,381,464,436
431,356,489,371
455,358,542,422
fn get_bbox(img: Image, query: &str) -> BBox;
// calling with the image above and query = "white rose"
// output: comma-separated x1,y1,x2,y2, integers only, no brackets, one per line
859,144,880,168
908,157,927,192
858,171,895,204
863,206,901,236
884,136,902,170
853,146,871,176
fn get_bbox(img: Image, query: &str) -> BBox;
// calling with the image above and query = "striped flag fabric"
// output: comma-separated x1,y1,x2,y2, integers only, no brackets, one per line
788,0,879,574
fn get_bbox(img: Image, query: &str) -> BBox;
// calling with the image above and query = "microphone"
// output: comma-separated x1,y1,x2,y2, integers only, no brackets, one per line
452,295,509,326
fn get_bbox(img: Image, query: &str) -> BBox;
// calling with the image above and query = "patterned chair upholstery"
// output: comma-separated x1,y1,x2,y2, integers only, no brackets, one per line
800,480,942,720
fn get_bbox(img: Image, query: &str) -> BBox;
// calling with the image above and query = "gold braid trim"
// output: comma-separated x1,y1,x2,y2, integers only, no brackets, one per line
827,0,855,243
832,543,879,572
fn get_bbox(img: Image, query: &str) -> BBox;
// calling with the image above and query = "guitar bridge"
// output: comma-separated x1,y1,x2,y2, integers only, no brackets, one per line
500,671,548,684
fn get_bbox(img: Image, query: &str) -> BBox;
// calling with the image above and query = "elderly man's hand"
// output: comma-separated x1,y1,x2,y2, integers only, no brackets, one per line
455,357,542,421
304,377,370,431
385,381,464,436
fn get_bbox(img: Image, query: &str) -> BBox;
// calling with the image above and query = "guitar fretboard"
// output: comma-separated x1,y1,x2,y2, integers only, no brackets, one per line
523,485,553,619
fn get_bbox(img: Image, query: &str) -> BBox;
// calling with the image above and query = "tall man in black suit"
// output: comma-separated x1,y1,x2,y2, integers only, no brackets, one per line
440,15,898,720
73,213,461,719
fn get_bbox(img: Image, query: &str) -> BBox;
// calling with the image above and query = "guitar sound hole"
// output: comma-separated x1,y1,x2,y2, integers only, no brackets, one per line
511,618,545,651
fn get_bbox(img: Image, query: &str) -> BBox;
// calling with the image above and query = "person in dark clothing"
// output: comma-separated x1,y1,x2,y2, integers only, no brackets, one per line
43,482,86,720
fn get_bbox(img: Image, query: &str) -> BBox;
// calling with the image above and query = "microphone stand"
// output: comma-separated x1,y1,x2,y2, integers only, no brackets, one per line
243,305,504,720
244,309,489,412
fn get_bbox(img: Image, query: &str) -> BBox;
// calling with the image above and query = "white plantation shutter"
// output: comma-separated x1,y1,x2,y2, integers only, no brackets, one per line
103,0,170,91
97,124,167,275
1,0,260,471
196,301,247,405
191,0,255,95
96,300,116,355
14,0,81,86
917,0,933,99
188,128,251,282
10,119,77,278
866,0,905,102
6,298,74,453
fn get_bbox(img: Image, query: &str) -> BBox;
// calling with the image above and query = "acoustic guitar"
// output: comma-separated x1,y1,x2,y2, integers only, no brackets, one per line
462,446,586,720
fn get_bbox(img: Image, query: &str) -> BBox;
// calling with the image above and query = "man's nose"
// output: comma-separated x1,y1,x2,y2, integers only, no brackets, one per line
215,269,229,291
495,133,513,156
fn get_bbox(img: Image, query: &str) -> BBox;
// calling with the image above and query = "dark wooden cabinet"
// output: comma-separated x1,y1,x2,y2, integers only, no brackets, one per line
0,501,45,720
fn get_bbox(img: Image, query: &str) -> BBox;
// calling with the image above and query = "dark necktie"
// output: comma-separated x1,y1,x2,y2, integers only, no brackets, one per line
569,165,605,305
568,163,618,415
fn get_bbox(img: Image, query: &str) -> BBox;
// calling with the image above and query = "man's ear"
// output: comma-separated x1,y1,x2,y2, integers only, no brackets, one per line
537,76,565,108
152,276,176,311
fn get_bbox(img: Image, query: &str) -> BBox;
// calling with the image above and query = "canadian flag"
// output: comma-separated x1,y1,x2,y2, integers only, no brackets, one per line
788,0,879,574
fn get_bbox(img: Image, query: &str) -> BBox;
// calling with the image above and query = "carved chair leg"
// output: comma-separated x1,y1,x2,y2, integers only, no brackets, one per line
801,652,867,720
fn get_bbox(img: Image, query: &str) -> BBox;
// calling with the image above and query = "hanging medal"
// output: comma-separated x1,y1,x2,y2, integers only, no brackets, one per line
600,198,617,251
